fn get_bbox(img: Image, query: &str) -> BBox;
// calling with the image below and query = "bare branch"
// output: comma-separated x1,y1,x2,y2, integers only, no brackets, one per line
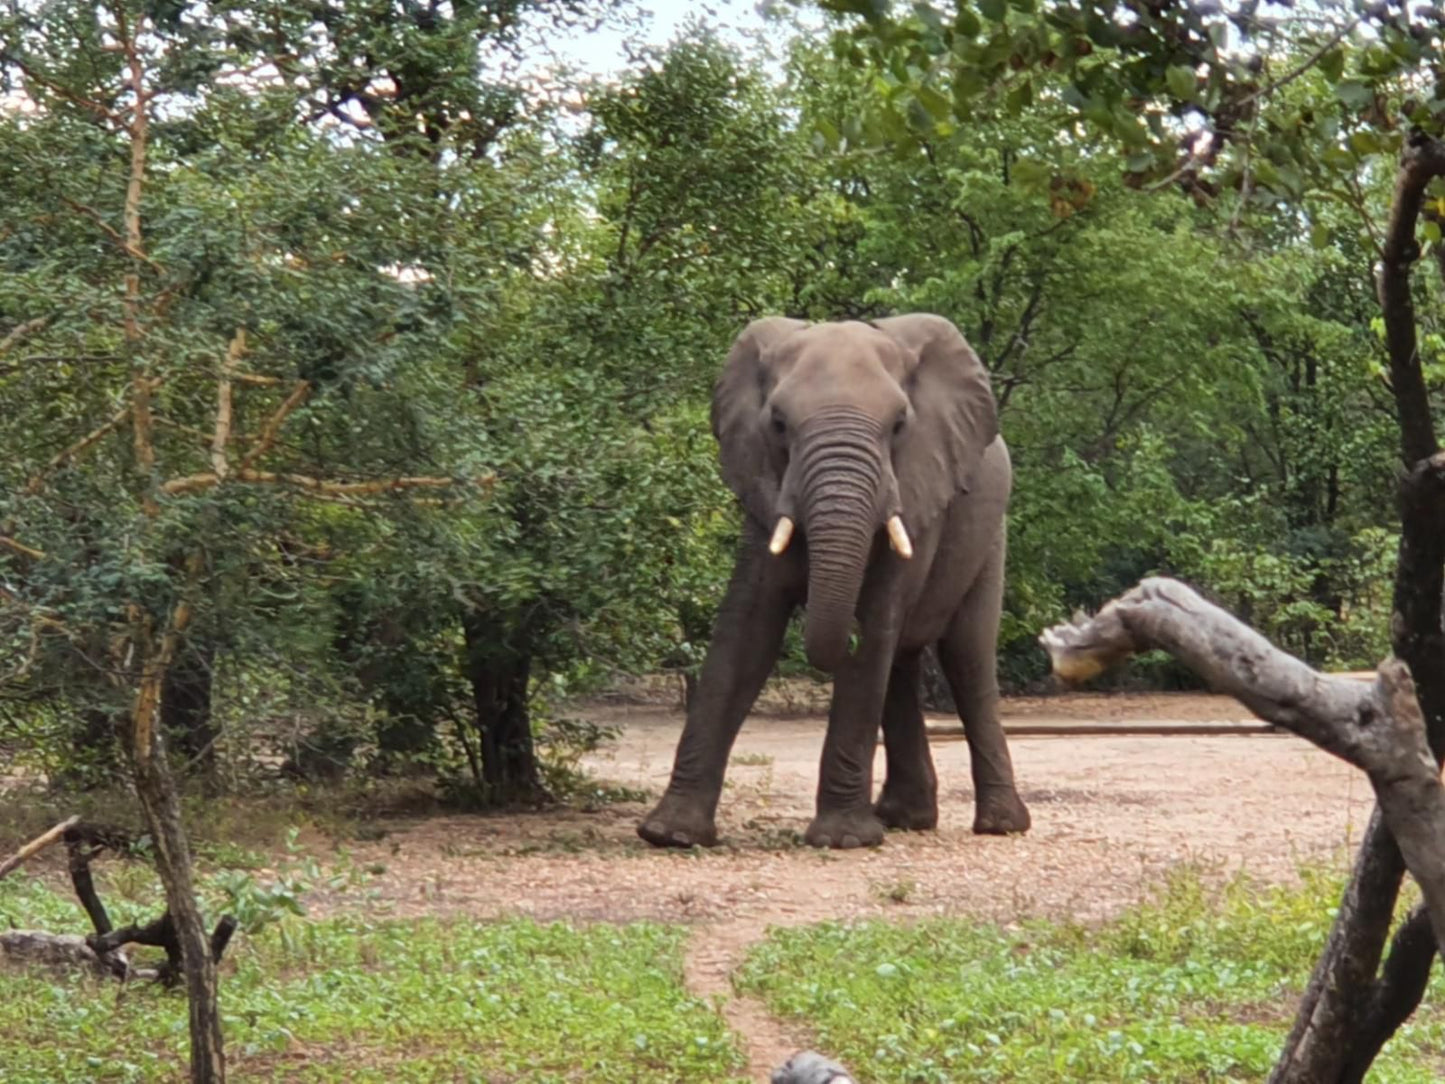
1377,134,1445,467
22,404,133,496
210,329,245,480
236,380,312,473
232,373,283,387
160,468,489,498
0,816,81,881
0,316,52,359
1042,577,1445,960
0,535,47,561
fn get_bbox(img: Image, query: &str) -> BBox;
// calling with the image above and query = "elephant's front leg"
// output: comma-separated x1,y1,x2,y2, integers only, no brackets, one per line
638,525,796,848
805,617,899,849
874,652,939,831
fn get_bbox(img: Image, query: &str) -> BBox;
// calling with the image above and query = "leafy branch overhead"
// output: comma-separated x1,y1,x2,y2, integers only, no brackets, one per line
819,0,1445,230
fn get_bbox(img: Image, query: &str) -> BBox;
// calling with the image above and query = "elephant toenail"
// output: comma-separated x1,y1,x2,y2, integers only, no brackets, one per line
670,831,692,845
841,834,860,848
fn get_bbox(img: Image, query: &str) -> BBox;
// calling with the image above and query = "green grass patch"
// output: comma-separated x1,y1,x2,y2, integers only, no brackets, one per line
0,877,745,1083
738,865,1445,1082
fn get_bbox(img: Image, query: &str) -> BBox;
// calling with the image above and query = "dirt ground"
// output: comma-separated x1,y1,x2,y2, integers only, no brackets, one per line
290,690,1374,1081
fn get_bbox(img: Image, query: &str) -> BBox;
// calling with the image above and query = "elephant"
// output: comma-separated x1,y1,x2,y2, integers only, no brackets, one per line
637,314,1032,850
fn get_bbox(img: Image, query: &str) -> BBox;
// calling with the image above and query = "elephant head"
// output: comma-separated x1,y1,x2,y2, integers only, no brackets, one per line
712,315,998,672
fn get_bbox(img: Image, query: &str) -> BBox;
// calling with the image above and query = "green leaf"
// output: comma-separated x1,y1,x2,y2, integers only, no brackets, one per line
1424,220,1443,245
1006,79,1033,116
978,0,1007,23
1309,221,1331,249
916,84,953,120
1165,65,1197,102
1318,48,1345,84
953,7,981,36
1334,81,1374,109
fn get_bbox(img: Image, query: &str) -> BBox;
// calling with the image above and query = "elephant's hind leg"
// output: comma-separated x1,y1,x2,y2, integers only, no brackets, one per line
937,533,1031,836
874,652,939,831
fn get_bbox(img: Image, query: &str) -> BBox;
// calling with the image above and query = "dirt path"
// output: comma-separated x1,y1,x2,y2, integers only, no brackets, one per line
273,691,1376,1080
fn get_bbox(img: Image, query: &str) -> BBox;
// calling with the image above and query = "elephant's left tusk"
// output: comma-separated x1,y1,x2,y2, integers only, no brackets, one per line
769,516,795,555
886,515,913,559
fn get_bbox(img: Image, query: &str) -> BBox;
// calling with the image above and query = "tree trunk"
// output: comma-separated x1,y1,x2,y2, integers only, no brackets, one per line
131,670,225,1082
1040,577,1445,1082
1267,132,1445,1083
460,612,544,804
162,640,218,787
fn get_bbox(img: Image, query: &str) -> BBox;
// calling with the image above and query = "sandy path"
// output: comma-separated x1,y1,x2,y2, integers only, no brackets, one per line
280,693,1375,1080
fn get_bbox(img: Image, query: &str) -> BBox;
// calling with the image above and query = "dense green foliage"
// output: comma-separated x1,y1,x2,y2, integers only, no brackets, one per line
1,0,1436,791
740,867,1445,1082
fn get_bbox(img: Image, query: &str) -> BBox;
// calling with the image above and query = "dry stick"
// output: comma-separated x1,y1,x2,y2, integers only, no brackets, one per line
1041,577,1445,960
0,816,81,880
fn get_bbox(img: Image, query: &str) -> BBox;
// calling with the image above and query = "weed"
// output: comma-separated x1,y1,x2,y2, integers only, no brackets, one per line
873,878,918,904
732,752,774,767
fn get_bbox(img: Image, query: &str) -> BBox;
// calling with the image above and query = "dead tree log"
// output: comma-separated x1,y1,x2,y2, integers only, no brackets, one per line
1041,577,1445,1077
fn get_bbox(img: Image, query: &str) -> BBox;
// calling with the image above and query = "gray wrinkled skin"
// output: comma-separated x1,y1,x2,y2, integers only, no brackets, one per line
771,1050,856,1084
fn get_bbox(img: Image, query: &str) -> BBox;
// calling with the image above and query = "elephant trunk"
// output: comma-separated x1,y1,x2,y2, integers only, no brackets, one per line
794,410,887,673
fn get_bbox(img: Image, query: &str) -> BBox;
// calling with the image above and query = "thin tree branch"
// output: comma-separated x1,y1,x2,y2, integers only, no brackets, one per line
0,316,52,359
22,404,134,495
210,329,245,480
160,469,489,498
236,380,312,473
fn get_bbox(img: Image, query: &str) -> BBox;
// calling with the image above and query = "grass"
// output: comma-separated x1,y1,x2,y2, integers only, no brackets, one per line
0,877,746,1083
738,864,1445,1083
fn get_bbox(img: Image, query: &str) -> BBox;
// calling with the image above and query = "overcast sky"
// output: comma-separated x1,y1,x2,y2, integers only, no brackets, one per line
543,1,787,78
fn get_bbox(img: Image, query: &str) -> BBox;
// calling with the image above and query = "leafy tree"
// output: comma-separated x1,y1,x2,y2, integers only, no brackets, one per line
812,0,1445,1076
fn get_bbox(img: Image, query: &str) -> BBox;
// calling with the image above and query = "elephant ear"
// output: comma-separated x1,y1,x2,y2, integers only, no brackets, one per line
873,314,999,528
712,317,809,526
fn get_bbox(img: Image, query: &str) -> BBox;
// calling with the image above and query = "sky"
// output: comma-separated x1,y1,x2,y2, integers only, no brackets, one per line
540,0,789,79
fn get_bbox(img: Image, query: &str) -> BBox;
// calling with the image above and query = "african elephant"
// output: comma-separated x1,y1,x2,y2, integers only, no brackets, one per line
638,315,1032,850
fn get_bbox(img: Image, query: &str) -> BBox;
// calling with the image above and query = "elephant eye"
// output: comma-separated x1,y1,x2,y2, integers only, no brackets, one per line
771,411,787,435
892,413,906,435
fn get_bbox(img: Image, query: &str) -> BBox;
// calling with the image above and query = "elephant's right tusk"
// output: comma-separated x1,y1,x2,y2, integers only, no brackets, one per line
769,516,795,555
886,515,913,559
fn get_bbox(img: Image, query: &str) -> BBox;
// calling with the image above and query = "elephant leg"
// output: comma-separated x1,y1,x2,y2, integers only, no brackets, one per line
937,533,1031,835
805,625,897,849
874,652,938,831
638,526,795,848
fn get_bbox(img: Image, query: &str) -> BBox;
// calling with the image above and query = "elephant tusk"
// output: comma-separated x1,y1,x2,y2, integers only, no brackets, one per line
886,515,913,559
769,516,795,556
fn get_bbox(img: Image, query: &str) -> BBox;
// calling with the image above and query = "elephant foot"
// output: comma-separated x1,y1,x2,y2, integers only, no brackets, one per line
804,808,885,850
874,785,938,831
972,786,1031,835
637,793,719,849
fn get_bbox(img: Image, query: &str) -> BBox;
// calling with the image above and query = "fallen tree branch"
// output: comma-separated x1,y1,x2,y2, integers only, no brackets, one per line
1041,577,1445,961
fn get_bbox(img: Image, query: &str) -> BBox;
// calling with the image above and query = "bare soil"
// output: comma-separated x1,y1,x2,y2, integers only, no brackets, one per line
276,690,1372,1081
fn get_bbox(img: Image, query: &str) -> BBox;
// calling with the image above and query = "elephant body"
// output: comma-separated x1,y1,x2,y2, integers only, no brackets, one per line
639,316,1031,849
